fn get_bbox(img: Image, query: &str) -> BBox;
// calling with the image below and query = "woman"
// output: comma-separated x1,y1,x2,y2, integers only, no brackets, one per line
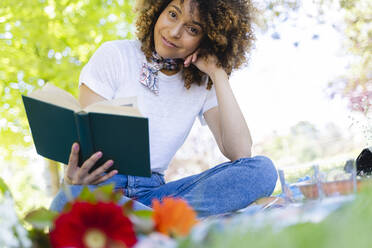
51,0,278,218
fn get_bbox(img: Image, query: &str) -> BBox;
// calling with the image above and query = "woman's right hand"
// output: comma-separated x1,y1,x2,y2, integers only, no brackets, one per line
64,143,118,185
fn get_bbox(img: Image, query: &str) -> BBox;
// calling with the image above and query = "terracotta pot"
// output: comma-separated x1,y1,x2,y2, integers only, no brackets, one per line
297,179,364,199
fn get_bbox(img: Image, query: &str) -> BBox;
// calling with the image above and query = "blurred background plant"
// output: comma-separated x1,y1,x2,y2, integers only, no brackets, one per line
0,0,370,217
0,0,137,215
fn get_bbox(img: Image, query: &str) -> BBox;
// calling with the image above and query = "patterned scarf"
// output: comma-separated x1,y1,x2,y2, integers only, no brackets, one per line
139,52,180,95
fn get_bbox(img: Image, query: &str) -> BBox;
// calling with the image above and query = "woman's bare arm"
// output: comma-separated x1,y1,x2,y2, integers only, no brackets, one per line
79,83,106,108
186,52,252,161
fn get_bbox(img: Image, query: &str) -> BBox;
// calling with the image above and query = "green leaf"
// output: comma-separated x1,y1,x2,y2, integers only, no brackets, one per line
76,184,122,203
133,210,153,219
76,186,97,203
94,184,118,202
0,177,11,196
24,207,58,230
95,184,115,195
28,229,52,248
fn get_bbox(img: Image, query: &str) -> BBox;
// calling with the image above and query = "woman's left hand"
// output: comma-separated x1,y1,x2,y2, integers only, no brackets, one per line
183,50,222,77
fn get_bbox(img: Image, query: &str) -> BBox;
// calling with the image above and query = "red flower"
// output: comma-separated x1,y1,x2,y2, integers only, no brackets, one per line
50,201,137,248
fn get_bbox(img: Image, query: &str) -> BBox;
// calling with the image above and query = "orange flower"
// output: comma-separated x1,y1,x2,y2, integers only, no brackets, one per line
152,197,199,237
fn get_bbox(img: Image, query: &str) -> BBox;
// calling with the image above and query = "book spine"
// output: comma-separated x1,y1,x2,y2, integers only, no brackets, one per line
74,112,95,167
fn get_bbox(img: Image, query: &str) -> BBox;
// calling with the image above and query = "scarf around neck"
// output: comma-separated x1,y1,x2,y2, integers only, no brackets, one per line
139,51,180,95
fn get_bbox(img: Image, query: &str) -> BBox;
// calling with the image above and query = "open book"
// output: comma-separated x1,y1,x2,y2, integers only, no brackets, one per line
22,83,151,177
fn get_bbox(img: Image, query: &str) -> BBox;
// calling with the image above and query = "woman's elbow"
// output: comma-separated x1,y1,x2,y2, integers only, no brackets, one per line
226,147,252,161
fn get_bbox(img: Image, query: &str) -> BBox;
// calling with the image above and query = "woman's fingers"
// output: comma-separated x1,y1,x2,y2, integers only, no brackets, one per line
65,147,117,185
65,143,80,183
83,160,115,184
184,50,199,67
76,151,103,181
91,170,118,185
68,143,80,168
192,50,199,63
184,55,192,67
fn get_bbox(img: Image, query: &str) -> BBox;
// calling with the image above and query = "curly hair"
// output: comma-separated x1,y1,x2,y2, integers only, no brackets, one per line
135,0,255,90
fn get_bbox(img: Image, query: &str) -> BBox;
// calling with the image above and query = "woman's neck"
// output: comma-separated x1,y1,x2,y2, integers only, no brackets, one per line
160,68,180,76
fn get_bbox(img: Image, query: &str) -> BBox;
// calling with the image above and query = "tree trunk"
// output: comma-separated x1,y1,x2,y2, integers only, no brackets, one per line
46,159,60,196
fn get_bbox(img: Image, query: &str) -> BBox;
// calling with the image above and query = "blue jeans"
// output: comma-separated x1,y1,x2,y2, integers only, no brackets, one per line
50,156,277,218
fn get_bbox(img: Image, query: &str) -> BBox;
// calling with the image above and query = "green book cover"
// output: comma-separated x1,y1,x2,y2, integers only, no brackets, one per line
21,84,151,177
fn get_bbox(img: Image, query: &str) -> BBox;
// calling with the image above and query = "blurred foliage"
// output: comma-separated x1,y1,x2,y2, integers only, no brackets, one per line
0,0,136,216
2,158,56,216
255,0,301,31
255,121,359,166
317,0,371,113
259,0,371,114
0,0,136,162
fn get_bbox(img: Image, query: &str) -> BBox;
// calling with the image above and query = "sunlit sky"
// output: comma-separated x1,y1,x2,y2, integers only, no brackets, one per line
228,3,354,142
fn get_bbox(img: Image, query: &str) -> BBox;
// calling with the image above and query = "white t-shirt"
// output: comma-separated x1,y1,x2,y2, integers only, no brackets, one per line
79,40,218,174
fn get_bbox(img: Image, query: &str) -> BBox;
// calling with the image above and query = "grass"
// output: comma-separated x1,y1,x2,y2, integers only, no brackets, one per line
179,183,372,247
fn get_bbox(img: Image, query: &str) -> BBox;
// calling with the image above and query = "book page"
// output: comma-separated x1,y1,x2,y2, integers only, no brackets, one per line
84,104,143,117
28,83,81,111
28,83,143,117
86,96,138,109
84,97,143,117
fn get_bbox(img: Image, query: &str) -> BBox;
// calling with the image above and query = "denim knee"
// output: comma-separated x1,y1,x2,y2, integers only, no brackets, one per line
239,155,278,196
256,156,278,194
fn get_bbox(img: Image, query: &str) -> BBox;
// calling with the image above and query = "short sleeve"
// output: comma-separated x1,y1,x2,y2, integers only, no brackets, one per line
198,85,218,126
79,41,123,100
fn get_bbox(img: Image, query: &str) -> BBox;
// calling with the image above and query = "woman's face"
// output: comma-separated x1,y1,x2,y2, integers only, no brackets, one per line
153,0,204,59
